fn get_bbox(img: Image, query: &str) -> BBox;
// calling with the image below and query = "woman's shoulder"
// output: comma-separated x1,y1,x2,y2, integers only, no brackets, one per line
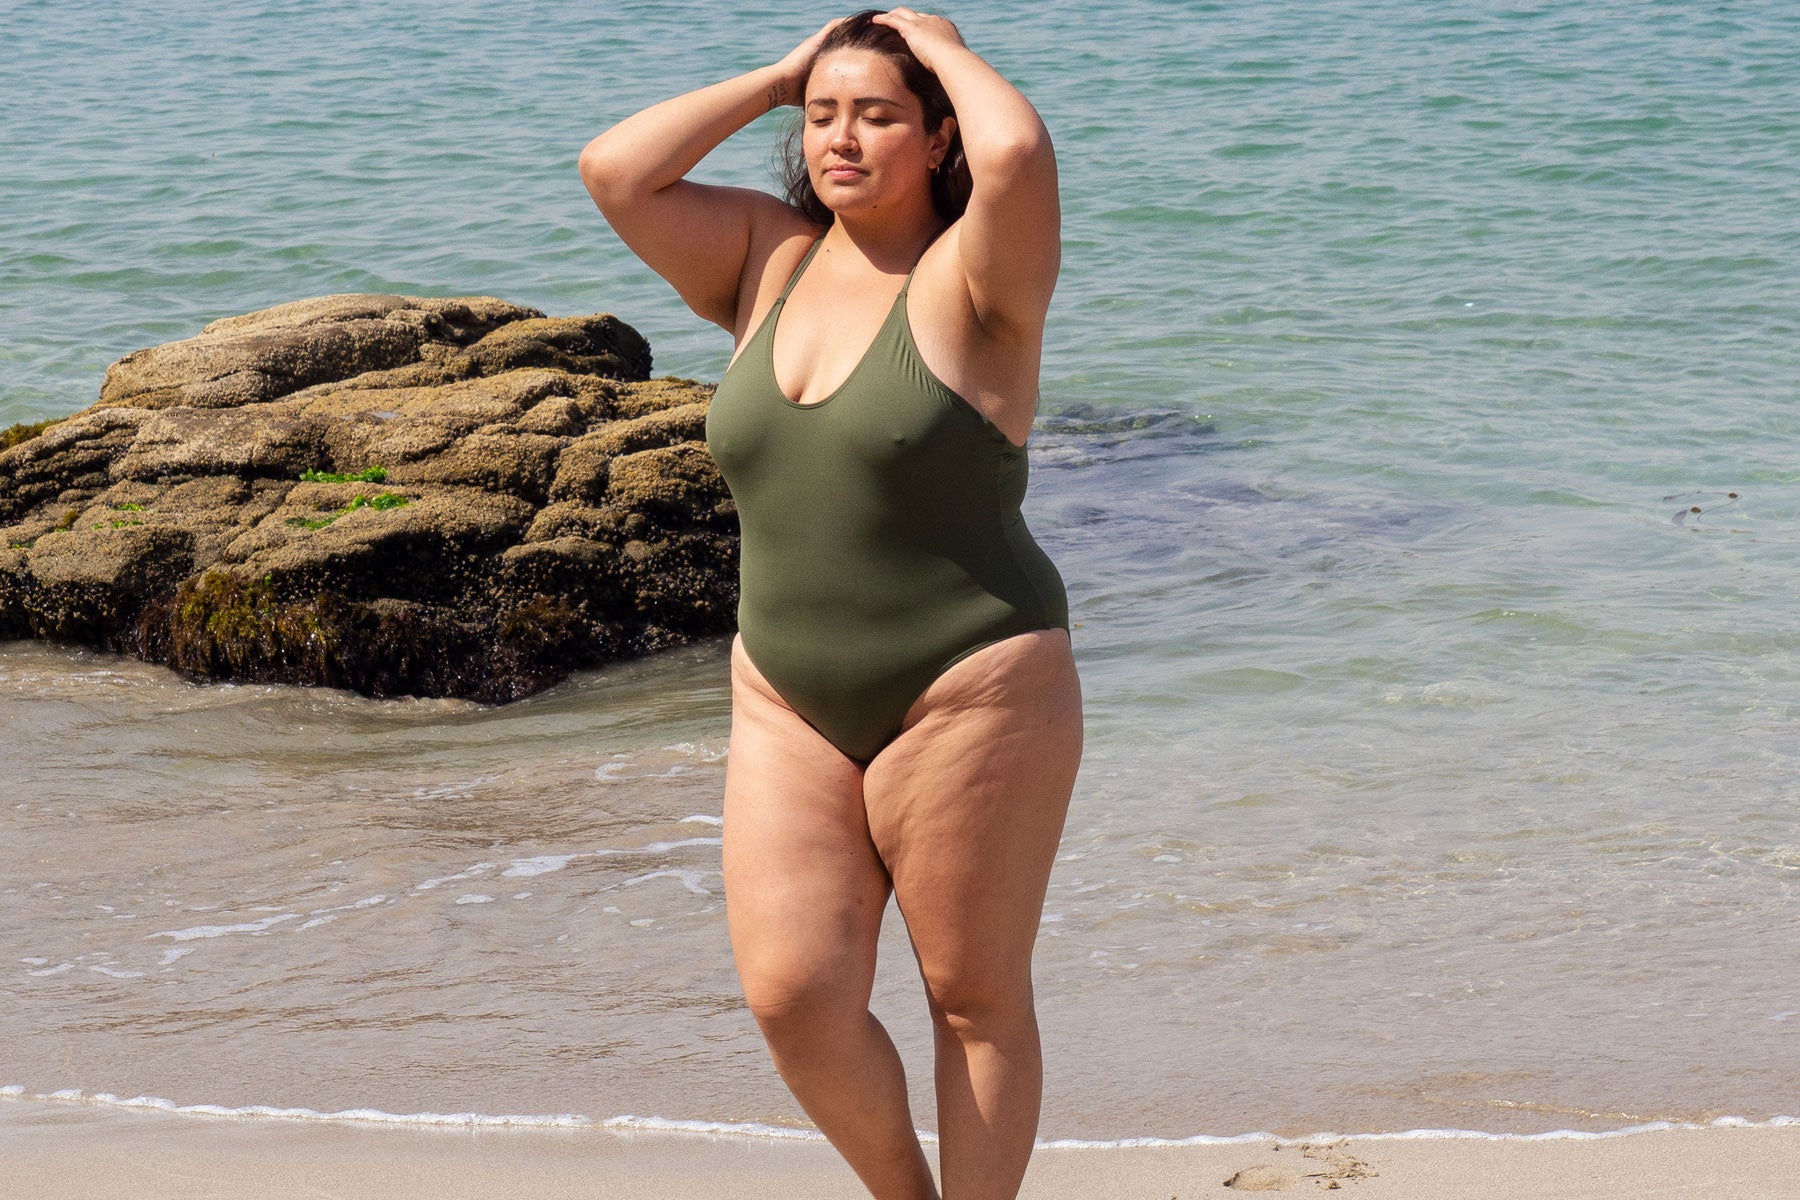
730,203,829,342
750,203,827,283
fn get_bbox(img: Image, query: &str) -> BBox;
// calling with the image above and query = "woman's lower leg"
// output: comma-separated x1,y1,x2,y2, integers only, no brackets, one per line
928,994,1043,1200
756,1000,940,1200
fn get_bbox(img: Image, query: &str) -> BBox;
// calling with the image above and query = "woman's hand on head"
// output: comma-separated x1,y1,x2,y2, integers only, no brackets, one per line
870,7,966,72
768,17,847,109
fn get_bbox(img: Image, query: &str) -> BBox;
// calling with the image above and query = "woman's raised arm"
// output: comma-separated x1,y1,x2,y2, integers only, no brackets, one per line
577,21,839,332
873,8,1060,340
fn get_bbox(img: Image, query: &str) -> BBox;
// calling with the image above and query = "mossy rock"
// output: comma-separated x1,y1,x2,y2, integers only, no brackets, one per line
0,293,739,700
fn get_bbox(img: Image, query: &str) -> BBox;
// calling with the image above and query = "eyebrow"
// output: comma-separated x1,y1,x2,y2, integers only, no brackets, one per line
805,96,903,111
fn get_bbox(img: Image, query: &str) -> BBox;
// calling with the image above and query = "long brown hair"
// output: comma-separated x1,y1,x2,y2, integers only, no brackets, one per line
776,10,972,225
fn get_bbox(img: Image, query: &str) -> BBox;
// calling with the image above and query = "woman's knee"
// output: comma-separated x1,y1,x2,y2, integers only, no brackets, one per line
919,960,1037,1041
739,955,869,1036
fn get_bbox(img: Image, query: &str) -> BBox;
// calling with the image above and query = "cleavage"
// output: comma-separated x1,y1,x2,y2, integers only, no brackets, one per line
771,273,905,407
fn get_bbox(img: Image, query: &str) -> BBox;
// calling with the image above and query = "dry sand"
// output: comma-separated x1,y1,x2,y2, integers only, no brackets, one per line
3,1102,1796,1199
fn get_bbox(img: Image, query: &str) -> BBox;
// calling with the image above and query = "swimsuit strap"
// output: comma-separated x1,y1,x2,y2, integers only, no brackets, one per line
776,236,826,304
899,225,950,297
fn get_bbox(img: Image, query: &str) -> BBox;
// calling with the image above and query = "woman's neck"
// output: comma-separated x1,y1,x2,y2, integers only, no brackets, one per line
826,206,947,274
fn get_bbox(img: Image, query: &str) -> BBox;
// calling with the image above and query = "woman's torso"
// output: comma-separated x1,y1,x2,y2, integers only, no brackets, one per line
703,228,1068,761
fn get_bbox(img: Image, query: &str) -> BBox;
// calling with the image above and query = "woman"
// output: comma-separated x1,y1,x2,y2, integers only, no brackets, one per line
579,10,1082,1198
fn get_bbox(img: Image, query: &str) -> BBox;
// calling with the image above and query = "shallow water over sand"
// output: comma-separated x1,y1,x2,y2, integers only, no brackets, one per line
7,415,1797,1138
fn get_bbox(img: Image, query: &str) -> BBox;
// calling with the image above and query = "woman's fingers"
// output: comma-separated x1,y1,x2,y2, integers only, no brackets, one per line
874,7,963,39
769,16,849,106
871,8,966,68
793,15,848,61
809,14,849,46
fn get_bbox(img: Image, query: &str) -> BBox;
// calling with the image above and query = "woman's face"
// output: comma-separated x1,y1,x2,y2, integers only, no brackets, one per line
803,49,950,215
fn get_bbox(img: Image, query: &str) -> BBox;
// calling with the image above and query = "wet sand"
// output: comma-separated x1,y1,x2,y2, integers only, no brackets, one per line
3,1103,1794,1199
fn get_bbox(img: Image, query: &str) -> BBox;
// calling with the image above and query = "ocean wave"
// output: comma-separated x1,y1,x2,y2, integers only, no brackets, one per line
5,1085,1793,1146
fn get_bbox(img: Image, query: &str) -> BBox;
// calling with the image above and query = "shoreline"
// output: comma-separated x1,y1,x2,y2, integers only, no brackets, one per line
11,1082,1795,1146
4,1099,1796,1199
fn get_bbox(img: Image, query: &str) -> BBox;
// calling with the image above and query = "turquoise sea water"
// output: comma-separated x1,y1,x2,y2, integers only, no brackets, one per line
4,0,1797,1141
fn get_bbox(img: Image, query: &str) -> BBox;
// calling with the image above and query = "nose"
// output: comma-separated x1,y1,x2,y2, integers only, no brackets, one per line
828,115,858,154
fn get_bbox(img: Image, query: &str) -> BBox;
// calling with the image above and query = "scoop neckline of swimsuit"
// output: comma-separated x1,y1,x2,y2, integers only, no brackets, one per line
766,232,933,412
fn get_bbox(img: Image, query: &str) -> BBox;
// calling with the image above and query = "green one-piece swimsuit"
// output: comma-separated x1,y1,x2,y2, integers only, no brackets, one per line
704,233,1070,764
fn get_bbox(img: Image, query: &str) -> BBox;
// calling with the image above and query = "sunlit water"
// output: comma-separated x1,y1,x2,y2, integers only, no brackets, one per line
4,0,1797,1140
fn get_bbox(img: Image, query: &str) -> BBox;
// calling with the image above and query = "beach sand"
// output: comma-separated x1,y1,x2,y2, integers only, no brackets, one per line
2,1103,1794,1199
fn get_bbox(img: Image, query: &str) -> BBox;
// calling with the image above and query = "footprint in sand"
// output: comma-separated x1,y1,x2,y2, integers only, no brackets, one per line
1223,1141,1378,1191
1298,1140,1377,1188
1223,1163,1301,1190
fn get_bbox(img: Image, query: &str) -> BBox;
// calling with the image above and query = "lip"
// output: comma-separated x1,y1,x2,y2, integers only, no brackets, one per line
823,165,866,181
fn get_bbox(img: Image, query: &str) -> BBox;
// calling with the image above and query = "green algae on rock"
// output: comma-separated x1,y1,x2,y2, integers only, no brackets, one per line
1,418,62,452
0,292,737,702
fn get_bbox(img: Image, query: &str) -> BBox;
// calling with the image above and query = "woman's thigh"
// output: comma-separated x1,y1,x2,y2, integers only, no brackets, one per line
722,633,892,1015
862,629,1084,1009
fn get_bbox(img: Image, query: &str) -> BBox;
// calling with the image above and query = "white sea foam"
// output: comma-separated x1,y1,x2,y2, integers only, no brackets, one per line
494,837,724,880
1,1086,586,1127
414,864,493,890
146,914,300,941
502,854,580,878
409,776,499,802
594,743,729,782
662,741,729,763
1035,1116,1800,1147
636,836,722,854
3,1084,1793,1145
598,1114,830,1140
308,895,388,914
622,868,713,896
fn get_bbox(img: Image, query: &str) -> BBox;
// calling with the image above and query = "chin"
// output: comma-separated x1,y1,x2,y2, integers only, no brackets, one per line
818,187,878,215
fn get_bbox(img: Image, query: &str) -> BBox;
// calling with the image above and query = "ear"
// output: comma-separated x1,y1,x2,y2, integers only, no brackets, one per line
930,115,958,168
